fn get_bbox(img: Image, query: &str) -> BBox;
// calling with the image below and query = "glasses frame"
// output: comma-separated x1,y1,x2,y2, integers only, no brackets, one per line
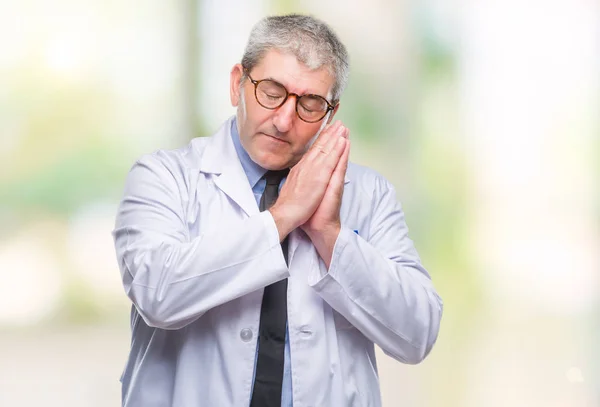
244,69,337,123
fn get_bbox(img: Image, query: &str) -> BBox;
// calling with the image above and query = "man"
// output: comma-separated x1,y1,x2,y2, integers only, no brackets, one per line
113,14,442,407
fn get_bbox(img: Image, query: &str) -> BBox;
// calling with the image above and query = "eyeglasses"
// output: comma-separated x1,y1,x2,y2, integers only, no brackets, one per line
244,69,337,123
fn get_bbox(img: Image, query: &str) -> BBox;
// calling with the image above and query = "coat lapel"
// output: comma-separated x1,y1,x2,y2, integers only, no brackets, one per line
197,116,352,261
197,117,259,218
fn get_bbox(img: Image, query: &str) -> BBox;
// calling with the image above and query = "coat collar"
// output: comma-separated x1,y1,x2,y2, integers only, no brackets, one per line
196,116,350,218
196,116,259,217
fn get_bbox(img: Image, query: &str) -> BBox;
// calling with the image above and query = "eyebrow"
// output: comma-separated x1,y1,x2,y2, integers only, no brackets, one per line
261,76,329,100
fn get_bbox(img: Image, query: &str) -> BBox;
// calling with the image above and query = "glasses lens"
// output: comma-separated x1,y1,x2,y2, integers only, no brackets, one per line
256,80,287,108
297,95,328,122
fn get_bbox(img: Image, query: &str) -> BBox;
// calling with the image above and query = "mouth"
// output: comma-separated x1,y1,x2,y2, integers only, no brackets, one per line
261,133,288,144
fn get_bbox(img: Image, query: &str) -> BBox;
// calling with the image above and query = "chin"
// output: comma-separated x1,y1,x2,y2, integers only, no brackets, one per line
249,141,293,170
261,159,290,171
254,152,291,171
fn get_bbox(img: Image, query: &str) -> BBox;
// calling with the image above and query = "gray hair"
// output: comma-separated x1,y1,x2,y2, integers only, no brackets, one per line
241,14,350,102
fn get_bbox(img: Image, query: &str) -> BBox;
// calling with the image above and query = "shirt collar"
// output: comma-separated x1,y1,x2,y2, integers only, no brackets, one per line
230,117,267,188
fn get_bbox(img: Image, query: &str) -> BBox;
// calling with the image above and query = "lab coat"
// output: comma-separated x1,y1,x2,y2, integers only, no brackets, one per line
113,116,443,407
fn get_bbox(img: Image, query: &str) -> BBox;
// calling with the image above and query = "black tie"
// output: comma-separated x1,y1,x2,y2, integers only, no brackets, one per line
250,169,290,407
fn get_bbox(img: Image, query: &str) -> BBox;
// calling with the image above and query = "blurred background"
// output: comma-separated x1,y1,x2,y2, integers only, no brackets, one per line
0,0,598,406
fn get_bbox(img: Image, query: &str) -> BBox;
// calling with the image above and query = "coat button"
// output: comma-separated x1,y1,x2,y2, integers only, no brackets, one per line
240,328,253,342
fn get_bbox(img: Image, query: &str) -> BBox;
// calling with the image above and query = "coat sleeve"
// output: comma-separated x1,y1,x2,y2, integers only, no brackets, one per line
113,153,289,330
308,175,443,364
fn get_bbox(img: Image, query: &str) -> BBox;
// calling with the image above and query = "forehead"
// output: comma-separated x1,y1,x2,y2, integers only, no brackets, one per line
251,49,334,98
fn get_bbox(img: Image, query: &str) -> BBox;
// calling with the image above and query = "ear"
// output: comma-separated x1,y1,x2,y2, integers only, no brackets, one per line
327,103,340,124
230,64,244,107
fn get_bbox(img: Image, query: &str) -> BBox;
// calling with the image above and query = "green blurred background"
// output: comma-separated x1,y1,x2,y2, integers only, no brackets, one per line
0,1,598,406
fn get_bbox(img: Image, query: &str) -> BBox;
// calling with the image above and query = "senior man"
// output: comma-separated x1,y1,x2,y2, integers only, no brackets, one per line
113,13,442,407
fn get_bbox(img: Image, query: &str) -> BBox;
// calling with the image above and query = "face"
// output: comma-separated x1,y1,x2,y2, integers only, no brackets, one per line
230,49,339,170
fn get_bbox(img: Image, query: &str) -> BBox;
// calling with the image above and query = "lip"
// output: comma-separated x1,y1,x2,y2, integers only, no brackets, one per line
261,133,288,144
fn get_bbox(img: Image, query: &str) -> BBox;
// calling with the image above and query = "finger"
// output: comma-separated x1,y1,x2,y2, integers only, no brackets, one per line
293,123,343,172
330,138,350,187
305,135,345,183
321,124,346,155
310,120,342,152
309,125,345,163
321,120,342,139
319,135,347,176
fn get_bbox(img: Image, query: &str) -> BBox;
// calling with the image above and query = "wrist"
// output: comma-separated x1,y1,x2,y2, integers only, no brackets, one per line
304,221,340,239
304,222,341,248
268,204,297,242
304,222,341,269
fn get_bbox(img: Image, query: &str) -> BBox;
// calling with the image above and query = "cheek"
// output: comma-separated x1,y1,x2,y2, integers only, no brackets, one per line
247,104,273,131
292,124,322,151
239,106,264,140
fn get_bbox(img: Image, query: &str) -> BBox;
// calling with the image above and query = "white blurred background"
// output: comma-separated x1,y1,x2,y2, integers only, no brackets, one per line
0,0,598,406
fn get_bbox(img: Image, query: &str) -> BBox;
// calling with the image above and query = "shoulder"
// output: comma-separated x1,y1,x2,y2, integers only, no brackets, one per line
130,136,213,183
135,137,207,170
346,162,395,195
132,117,231,176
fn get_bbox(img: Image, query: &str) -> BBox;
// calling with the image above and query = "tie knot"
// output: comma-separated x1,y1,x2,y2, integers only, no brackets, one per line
264,169,289,186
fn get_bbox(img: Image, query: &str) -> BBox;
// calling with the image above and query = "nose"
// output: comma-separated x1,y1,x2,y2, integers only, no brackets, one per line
272,96,297,133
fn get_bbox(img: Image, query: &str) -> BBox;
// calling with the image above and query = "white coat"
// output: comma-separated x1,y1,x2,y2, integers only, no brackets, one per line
113,116,443,407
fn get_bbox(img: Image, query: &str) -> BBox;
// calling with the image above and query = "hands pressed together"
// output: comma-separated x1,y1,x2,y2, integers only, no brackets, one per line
269,121,350,266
